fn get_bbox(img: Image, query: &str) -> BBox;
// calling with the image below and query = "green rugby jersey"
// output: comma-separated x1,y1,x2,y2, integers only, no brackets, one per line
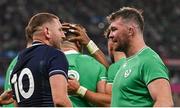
3,56,18,107
111,47,169,107
107,57,126,84
64,50,107,107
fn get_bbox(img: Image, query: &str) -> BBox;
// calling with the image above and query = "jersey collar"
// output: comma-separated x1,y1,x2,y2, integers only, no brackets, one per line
127,46,149,61
32,41,45,46
64,50,79,55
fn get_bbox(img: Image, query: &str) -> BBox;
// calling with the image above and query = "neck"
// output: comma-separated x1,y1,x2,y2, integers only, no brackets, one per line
61,41,80,52
33,36,51,46
62,46,79,52
126,34,146,57
113,52,126,62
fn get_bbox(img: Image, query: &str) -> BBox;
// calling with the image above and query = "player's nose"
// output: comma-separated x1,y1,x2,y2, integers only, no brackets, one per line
109,31,114,39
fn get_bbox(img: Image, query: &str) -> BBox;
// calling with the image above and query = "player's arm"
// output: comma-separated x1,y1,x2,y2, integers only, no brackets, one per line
105,83,112,95
0,90,14,105
50,74,72,107
144,58,174,107
90,49,109,68
83,80,111,106
62,23,109,68
148,79,174,107
68,79,111,107
49,51,72,107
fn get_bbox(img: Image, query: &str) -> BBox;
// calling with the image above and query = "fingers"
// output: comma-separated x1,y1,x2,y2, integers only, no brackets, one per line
62,23,78,31
62,23,86,36
1,90,13,100
6,89,12,94
68,37,82,42
0,98,14,105
62,27,80,36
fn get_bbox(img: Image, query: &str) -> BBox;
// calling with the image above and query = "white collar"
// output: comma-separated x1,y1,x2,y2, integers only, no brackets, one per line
127,46,148,61
64,50,79,55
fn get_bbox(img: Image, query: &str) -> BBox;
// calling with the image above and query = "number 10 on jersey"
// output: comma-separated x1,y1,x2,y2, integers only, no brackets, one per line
11,68,35,103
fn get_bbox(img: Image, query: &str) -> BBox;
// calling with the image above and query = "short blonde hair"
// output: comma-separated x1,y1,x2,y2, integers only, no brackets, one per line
25,12,59,40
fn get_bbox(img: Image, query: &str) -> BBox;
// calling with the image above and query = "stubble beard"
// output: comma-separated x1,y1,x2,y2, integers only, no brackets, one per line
50,40,61,50
114,39,129,55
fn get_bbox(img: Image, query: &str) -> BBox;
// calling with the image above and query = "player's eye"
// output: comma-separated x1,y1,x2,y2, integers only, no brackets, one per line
111,27,117,32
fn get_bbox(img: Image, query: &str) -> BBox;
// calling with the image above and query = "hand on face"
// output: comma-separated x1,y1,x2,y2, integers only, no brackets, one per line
62,23,90,45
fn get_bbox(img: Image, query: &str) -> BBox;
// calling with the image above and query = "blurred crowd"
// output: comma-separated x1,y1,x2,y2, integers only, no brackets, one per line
0,0,180,104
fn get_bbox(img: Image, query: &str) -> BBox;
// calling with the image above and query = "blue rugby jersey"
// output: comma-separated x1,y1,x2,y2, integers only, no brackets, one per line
10,41,69,107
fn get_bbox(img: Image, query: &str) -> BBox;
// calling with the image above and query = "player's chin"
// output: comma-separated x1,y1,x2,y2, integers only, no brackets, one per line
114,44,122,52
113,45,119,51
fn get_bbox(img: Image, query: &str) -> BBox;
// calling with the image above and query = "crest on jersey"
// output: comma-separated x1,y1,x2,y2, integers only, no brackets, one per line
124,69,132,78
122,62,127,68
68,70,80,81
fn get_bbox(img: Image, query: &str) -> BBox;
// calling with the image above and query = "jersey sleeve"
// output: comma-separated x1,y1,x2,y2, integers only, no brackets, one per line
107,58,126,84
107,65,114,84
142,57,169,85
47,50,69,79
97,62,107,82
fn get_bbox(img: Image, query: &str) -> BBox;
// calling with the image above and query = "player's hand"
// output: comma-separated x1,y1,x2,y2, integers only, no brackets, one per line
62,23,91,45
67,77,80,95
0,90,14,105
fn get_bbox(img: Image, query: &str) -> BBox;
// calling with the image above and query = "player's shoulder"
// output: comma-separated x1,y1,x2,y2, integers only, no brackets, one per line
77,54,105,67
139,47,164,66
43,45,65,57
139,47,159,60
77,54,97,62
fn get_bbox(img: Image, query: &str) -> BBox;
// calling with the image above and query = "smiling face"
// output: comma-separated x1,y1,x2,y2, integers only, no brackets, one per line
109,18,131,52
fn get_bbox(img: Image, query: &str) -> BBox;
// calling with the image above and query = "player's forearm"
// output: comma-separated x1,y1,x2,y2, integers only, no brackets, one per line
92,50,109,68
50,75,72,107
86,40,109,68
153,98,174,107
54,97,72,107
84,90,111,107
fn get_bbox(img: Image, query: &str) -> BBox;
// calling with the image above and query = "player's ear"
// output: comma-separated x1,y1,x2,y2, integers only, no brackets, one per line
128,26,134,37
44,27,51,39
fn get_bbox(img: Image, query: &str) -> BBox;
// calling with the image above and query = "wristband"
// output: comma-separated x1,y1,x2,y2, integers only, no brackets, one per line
86,40,99,54
76,86,87,97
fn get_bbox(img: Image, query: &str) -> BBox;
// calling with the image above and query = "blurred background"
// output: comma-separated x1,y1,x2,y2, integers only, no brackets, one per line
0,0,179,106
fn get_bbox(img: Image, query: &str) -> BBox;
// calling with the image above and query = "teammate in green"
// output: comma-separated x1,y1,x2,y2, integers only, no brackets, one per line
107,58,125,84
104,27,126,95
64,50,106,107
107,7,173,107
62,23,110,107
3,57,17,107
